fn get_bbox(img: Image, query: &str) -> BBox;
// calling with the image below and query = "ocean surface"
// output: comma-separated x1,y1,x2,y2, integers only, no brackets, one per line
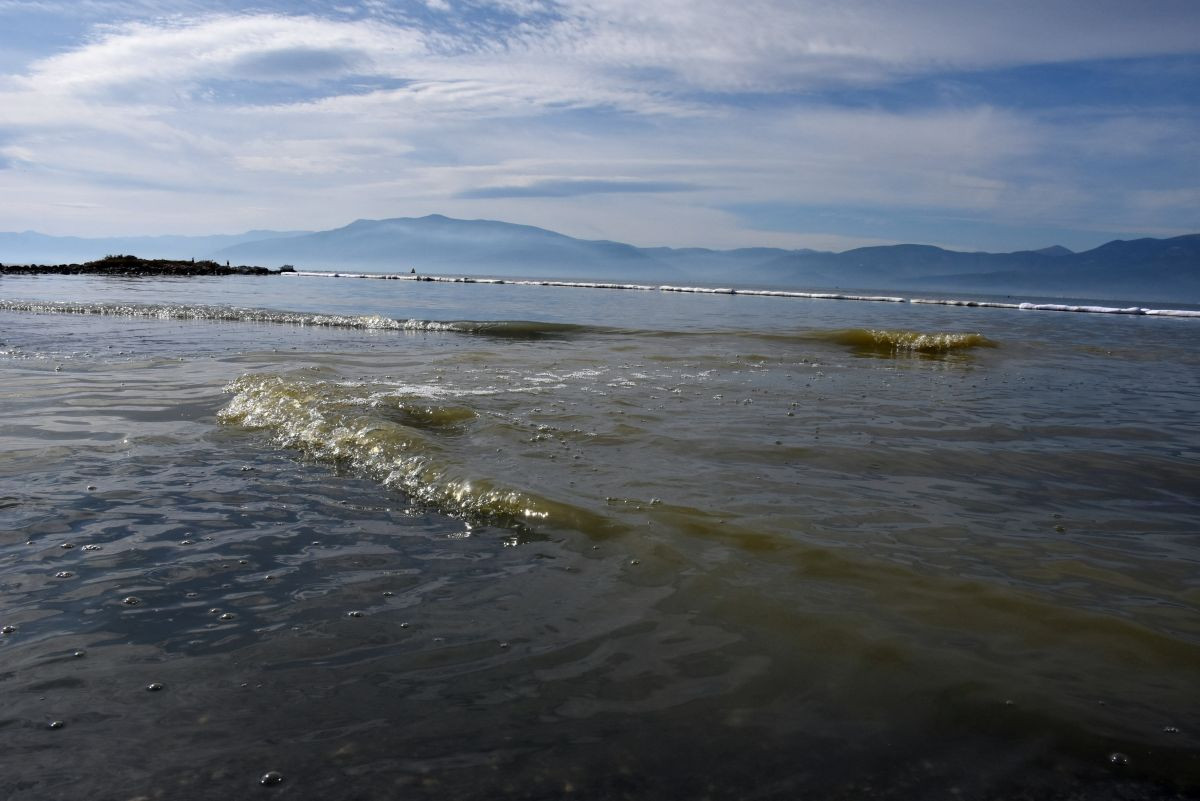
1,271,1198,800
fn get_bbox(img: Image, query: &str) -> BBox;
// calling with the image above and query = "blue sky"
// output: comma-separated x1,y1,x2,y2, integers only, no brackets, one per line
0,0,1197,252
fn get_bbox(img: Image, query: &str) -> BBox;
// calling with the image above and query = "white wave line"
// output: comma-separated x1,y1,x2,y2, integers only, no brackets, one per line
283,271,1200,318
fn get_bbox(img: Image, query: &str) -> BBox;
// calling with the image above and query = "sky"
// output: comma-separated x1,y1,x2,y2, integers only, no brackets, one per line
0,0,1198,252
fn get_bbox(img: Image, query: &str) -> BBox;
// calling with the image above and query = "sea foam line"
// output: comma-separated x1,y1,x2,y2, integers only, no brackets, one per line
0,299,462,331
284,271,1200,317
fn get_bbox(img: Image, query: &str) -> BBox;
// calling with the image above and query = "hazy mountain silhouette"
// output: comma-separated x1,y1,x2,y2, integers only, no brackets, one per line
211,215,671,279
907,234,1200,301
3,215,1197,302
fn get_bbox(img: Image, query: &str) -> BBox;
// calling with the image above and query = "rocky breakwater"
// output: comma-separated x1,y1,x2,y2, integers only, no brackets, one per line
0,254,277,276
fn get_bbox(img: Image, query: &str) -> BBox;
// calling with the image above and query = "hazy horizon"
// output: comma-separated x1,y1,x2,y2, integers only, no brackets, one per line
5,212,1198,257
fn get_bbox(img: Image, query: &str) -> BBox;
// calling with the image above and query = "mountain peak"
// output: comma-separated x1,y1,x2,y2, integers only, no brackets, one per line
1033,245,1073,256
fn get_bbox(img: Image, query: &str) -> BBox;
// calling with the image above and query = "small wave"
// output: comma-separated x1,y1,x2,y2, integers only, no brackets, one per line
218,373,615,533
910,298,1023,310
819,328,996,355
219,373,544,523
0,299,449,330
1019,302,1146,315
375,399,477,431
0,300,601,339
451,320,597,339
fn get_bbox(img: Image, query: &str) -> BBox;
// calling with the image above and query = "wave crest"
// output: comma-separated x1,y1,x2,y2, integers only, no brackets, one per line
217,373,618,534
822,328,996,355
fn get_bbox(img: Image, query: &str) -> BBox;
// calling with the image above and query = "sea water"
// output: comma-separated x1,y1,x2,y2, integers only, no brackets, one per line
1,272,1198,800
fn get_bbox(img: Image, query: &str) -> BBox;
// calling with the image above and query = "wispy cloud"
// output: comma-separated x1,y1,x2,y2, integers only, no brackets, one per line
18,14,418,95
0,1,1196,249
457,178,702,198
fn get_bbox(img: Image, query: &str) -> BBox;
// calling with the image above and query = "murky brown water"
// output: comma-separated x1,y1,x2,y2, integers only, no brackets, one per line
1,275,1198,799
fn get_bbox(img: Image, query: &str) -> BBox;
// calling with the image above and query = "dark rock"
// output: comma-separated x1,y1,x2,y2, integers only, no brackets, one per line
0,254,276,277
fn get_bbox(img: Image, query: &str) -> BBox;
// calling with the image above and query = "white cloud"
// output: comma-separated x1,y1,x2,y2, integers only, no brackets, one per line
22,15,418,94
14,2,1199,109
469,0,1200,94
0,3,1196,247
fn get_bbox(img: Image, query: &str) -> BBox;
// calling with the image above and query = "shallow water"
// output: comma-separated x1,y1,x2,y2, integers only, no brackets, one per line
1,273,1199,800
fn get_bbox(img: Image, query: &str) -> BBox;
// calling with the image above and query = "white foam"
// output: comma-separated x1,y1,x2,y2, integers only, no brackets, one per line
8,277,1198,322
1018,303,1148,315
1144,308,1200,317
0,299,473,332
911,298,1023,309
278,270,1200,318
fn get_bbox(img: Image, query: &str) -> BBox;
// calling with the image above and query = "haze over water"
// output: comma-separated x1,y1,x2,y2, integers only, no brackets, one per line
1,272,1198,800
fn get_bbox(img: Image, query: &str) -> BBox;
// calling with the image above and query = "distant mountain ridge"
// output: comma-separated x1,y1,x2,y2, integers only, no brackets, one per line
2,215,1198,303
210,215,669,279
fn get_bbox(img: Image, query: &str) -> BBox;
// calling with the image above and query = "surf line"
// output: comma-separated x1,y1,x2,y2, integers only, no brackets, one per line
284,271,1200,319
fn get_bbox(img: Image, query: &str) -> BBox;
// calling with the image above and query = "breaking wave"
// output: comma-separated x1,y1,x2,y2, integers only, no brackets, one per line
0,299,598,338
218,372,617,535
817,328,996,356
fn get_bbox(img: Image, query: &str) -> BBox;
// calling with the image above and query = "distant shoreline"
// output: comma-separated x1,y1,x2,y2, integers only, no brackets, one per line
3,256,1198,317
0,254,278,276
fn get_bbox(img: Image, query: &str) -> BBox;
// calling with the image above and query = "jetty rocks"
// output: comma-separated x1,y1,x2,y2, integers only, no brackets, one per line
0,254,277,276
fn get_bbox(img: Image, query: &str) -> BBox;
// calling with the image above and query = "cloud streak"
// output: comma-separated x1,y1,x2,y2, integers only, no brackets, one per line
457,178,702,198
0,1,1196,250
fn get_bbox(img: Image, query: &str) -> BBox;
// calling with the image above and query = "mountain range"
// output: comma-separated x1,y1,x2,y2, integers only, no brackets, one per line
3,214,1198,303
